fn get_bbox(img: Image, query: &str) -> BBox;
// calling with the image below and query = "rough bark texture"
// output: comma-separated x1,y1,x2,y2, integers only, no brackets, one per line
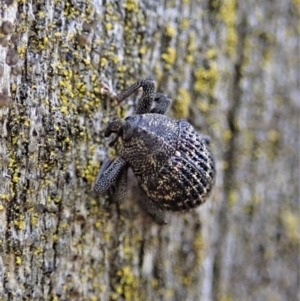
0,0,299,300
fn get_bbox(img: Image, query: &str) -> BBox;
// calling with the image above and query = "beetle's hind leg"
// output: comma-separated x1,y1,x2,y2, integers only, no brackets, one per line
139,197,167,225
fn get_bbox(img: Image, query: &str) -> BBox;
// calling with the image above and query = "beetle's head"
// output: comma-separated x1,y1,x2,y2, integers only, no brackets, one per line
122,115,141,142
105,116,141,147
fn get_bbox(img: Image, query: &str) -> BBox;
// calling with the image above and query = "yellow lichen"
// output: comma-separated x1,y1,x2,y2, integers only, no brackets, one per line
105,23,113,31
138,45,147,55
12,173,20,183
267,130,280,143
205,49,217,60
0,194,10,201
222,129,232,142
30,215,38,226
173,88,191,119
180,18,190,30
16,256,22,265
166,24,176,38
123,0,138,12
14,220,25,230
194,61,218,95
161,47,177,68
280,210,299,243
219,296,232,301
228,189,237,207
219,0,238,58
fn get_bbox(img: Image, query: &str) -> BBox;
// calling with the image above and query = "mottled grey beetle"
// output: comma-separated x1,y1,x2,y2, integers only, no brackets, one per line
94,79,215,224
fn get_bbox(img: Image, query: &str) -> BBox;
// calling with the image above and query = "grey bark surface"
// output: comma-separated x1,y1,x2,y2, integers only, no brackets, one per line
0,0,299,301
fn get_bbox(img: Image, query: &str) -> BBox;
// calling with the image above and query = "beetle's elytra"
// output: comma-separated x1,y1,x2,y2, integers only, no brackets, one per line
94,79,215,224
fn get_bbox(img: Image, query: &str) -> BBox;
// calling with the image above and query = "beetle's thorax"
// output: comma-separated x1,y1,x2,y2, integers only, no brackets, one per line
119,114,179,176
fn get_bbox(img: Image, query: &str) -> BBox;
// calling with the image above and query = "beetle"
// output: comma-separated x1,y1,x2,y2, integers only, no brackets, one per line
94,79,215,224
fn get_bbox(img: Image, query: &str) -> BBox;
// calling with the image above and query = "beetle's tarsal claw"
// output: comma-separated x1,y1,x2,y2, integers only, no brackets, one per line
100,82,118,99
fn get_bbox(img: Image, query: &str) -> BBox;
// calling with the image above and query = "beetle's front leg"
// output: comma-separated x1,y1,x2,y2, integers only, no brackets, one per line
100,79,156,114
116,79,156,114
93,157,126,194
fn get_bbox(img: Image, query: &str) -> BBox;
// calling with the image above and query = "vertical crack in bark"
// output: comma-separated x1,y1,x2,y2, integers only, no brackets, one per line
48,179,64,297
212,10,247,301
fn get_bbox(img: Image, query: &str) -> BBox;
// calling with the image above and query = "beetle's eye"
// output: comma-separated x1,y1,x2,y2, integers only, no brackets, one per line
122,123,135,142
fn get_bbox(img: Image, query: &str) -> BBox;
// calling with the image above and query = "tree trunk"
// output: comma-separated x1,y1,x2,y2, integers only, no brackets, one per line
0,0,299,300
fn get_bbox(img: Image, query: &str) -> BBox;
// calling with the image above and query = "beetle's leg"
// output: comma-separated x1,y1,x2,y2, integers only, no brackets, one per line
113,79,155,114
93,157,126,194
150,93,172,115
101,80,169,114
139,197,167,225
110,164,128,203
95,158,113,180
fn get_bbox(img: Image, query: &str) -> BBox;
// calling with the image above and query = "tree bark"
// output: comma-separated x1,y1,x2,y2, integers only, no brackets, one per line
0,0,299,300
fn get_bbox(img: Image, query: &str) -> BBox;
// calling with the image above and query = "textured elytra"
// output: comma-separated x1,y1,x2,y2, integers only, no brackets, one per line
94,79,215,224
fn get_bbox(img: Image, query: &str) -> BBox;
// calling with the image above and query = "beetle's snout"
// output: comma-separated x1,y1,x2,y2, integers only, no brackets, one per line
104,120,125,137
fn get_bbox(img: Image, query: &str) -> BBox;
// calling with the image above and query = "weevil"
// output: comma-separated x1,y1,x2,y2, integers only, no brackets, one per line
94,79,215,224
